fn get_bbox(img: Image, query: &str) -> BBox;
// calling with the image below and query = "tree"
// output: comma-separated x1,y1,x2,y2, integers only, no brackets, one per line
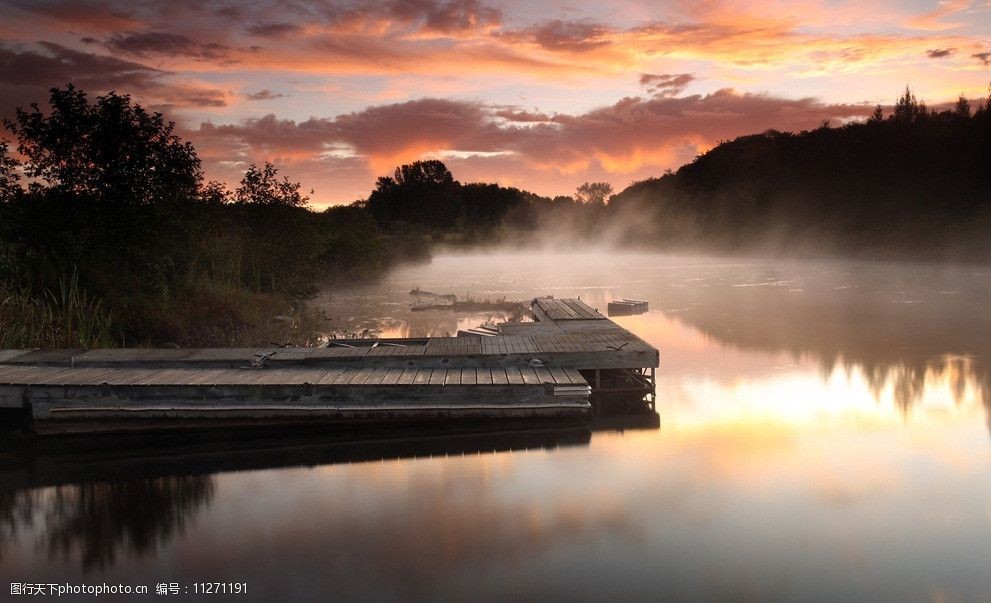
0,140,20,202
366,160,461,228
954,96,971,119
575,181,613,205
868,105,884,124
393,160,456,188
1,86,204,298
234,162,310,206
3,85,201,205
892,86,928,123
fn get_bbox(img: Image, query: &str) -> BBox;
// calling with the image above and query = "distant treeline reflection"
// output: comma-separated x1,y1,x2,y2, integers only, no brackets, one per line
0,476,214,571
2,85,990,347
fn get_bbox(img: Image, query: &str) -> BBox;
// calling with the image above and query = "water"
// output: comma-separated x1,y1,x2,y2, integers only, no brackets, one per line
3,252,991,601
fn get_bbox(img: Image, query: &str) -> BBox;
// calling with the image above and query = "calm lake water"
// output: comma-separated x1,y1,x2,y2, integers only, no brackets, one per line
3,252,991,601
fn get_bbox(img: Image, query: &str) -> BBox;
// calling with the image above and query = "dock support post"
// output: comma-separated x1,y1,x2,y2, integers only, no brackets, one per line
649,367,656,409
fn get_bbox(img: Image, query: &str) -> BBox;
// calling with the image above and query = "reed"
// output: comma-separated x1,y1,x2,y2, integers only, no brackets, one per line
0,271,118,348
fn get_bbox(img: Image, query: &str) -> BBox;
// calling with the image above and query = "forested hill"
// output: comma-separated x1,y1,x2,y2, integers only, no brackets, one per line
609,90,991,259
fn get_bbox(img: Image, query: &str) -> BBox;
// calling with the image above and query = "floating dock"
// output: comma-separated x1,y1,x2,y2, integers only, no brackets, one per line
607,299,649,316
0,298,658,435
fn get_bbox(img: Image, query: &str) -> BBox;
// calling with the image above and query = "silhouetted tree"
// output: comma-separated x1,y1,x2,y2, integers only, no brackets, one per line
3,85,201,205
0,140,19,202
235,162,310,207
954,96,971,119
366,160,461,228
893,86,928,123
575,181,613,205
868,105,884,124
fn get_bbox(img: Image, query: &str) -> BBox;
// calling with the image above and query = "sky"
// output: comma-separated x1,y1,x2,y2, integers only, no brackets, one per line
1,0,990,207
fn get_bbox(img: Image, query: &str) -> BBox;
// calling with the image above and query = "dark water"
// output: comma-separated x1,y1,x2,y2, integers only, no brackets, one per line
3,253,991,601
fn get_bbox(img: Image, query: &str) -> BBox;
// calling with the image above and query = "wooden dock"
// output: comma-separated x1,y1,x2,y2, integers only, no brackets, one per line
0,298,659,435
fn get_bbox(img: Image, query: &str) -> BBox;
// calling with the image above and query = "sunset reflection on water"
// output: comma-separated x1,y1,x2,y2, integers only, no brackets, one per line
3,253,990,601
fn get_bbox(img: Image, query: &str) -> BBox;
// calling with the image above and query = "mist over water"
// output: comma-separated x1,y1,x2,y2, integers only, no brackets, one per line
3,252,991,601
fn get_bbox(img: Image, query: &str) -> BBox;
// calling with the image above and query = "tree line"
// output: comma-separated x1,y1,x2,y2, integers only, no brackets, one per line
609,87,991,259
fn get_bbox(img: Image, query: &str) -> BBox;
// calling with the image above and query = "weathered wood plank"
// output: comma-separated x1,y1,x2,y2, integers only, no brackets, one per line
316,368,347,385
490,368,508,385
395,368,417,385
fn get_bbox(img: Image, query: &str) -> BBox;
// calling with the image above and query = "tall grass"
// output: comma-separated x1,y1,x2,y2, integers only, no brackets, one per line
0,271,118,348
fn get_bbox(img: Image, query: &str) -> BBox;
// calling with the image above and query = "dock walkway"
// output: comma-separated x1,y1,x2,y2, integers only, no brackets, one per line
0,298,659,435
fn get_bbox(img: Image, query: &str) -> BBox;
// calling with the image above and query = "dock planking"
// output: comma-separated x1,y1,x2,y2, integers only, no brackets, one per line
0,298,657,434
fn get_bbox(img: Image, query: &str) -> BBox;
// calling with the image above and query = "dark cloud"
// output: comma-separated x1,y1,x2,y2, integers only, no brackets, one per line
245,22,304,39
419,0,502,33
5,0,142,30
0,42,230,117
197,113,336,155
0,41,162,91
165,89,227,107
973,52,991,66
245,89,286,101
308,0,502,35
639,73,695,97
530,20,609,52
105,31,231,61
0,41,159,118
925,48,954,58
333,98,511,158
493,108,553,122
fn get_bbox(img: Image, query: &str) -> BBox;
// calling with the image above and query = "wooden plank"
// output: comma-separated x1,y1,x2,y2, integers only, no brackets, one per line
413,369,432,385
366,368,391,385
315,368,347,385
476,368,493,385
573,298,605,319
428,369,446,385
446,369,461,385
556,299,580,320
564,369,587,385
461,368,477,385
396,368,418,385
0,365,60,383
505,368,525,385
490,368,508,385
0,350,31,363
381,368,403,385
350,367,376,385
72,368,121,385
330,369,359,385
520,367,542,385
548,367,569,384
534,367,553,383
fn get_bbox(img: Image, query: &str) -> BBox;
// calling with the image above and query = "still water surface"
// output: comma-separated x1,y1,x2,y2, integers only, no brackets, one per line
3,253,991,601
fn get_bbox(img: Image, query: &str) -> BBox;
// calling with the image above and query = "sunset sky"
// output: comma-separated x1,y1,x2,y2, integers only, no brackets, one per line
1,0,990,206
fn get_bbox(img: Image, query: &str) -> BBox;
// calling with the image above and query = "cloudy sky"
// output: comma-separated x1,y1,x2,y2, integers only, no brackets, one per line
1,0,990,206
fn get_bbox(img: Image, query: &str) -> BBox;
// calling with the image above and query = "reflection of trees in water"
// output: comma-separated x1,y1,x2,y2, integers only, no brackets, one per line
1,476,214,571
827,354,990,417
0,489,41,559
657,265,991,432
